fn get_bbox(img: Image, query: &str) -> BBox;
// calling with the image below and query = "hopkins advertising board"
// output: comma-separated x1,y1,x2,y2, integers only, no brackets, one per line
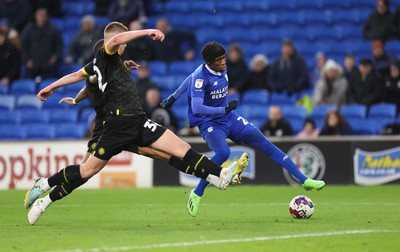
0,141,153,189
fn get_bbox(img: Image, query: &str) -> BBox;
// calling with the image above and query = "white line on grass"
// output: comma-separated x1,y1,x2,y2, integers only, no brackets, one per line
44,229,398,252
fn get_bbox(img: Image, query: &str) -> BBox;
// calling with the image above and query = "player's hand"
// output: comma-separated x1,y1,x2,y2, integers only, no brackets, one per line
149,29,165,42
59,97,77,106
37,87,53,101
160,95,176,108
124,60,140,70
225,100,238,114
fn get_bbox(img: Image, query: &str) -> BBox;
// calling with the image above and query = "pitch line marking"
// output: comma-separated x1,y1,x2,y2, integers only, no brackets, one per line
44,229,398,252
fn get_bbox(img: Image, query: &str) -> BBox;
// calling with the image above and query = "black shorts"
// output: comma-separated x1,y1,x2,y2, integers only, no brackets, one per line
92,114,166,160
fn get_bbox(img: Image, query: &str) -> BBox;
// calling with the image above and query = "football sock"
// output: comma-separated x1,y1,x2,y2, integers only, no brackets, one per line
244,129,307,184
181,149,222,179
48,165,82,187
195,132,230,196
49,178,87,201
41,194,53,209
168,155,187,171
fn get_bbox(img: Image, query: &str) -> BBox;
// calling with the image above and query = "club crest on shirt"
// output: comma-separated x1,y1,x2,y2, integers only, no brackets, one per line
195,79,204,88
213,81,218,86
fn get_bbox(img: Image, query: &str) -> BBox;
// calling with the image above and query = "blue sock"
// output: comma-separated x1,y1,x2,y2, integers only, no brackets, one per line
194,131,230,197
243,129,308,184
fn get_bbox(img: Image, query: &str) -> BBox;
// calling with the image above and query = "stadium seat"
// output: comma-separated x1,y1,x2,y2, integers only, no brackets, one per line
171,106,189,121
287,118,305,134
61,2,86,16
385,41,400,56
297,0,323,10
340,104,367,120
55,123,87,139
247,105,269,121
26,124,55,139
243,1,269,12
191,1,215,13
368,103,397,121
85,1,95,14
49,109,78,123
0,84,8,94
10,79,37,96
310,105,336,123
323,0,351,10
337,25,363,40
223,13,251,27
332,10,362,25
64,17,81,31
217,1,243,12
268,0,296,11
0,125,26,140
59,63,83,76
305,11,333,26
41,93,71,110
169,61,196,76
39,79,64,94
235,105,253,119
63,80,86,97
231,28,260,43
282,106,307,120
165,1,190,13
20,110,50,124
350,0,376,9
278,12,306,26
15,95,42,110
0,95,15,110
152,76,180,92
95,16,110,28
283,28,313,41
0,111,21,125
79,108,96,124
250,13,279,27
250,119,264,129
196,15,224,29
242,90,269,105
351,120,377,135
50,18,64,31
167,15,195,31
147,61,168,76
270,92,297,106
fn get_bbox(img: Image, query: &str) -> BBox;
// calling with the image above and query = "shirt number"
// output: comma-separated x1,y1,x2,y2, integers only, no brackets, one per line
237,116,249,126
93,65,108,92
144,120,158,132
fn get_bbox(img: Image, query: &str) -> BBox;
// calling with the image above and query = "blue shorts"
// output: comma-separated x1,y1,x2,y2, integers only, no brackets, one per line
198,112,259,144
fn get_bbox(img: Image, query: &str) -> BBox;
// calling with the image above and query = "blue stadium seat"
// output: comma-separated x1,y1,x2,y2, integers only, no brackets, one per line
243,1,269,12
191,1,216,13
278,12,305,26
62,31,75,48
259,29,283,42
196,15,224,29
247,105,269,121
235,105,252,119
165,1,190,13
283,28,313,41
167,15,196,31
20,110,50,124
0,95,15,110
216,1,243,12
59,63,83,76
231,28,260,43
242,90,269,105
50,18,64,31
10,79,37,95
147,61,168,76
64,17,81,31
309,27,341,41
351,119,377,135
0,125,26,140
250,13,279,27
270,92,297,106
348,42,371,55
385,41,400,56
264,43,282,58
332,11,362,25
250,119,264,129
169,61,196,76
0,84,8,94
49,109,78,123
0,111,21,125
39,79,64,94
350,0,376,9
63,80,86,97
310,105,336,122
340,104,367,120
15,95,42,110
223,13,251,27
41,93,71,110
282,106,307,120
62,2,86,16
269,0,296,11
305,11,333,26
338,25,363,40
95,16,110,28
369,103,397,121
79,108,96,124
287,118,305,134
85,1,95,14
323,0,351,10
26,124,55,140
152,76,179,92
171,106,189,121
297,0,323,10
55,123,87,139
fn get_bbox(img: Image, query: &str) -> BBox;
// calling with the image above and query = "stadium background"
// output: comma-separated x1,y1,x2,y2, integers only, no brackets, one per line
0,0,400,189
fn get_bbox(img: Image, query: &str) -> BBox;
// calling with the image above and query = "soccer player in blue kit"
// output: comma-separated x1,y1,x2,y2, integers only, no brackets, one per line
161,41,326,217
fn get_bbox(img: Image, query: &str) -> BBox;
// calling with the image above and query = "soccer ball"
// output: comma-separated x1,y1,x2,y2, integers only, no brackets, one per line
289,195,314,219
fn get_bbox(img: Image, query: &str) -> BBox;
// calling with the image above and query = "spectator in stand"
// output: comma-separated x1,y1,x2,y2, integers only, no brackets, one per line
319,111,352,136
243,54,270,93
93,0,112,16
269,39,310,95
260,106,293,137
0,18,19,48
30,0,61,17
153,18,196,62
363,0,395,42
135,62,158,106
347,58,384,106
65,15,102,65
143,87,178,133
0,0,31,32
21,8,62,79
371,40,397,78
393,7,400,38
297,118,319,139
123,20,156,62
0,30,20,86
312,59,348,107
227,43,249,95
311,52,327,86
108,0,142,26
384,60,400,110
343,54,358,82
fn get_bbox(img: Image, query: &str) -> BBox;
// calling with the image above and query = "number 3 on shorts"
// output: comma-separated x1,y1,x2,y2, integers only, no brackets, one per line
144,120,157,132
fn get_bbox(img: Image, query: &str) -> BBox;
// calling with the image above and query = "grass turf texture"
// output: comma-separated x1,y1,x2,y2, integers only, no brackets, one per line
1,185,399,252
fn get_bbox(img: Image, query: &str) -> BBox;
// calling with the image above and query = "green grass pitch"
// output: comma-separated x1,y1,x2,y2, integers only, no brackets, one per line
1,185,399,252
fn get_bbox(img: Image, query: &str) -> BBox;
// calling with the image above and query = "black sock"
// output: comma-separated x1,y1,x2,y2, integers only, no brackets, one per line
180,149,222,179
49,178,87,202
48,165,82,187
168,155,187,171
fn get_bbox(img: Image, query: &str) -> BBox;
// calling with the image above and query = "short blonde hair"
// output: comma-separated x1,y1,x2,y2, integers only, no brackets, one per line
104,22,128,35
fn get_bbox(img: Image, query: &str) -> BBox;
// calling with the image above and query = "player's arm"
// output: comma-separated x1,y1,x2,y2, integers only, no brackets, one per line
160,75,191,108
59,86,89,106
105,29,164,55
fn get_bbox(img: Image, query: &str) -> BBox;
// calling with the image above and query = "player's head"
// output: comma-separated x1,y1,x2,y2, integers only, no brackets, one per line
201,41,226,72
104,21,128,41
93,39,104,54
